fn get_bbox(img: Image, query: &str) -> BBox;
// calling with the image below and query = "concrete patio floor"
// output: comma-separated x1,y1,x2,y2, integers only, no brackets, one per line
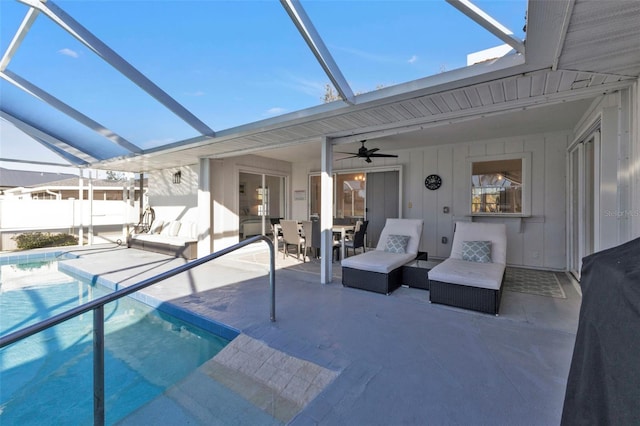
40,243,580,425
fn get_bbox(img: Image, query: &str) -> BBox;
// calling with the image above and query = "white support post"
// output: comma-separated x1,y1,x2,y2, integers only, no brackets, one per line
88,170,94,245
320,137,334,284
197,158,212,257
122,179,128,241
78,169,83,246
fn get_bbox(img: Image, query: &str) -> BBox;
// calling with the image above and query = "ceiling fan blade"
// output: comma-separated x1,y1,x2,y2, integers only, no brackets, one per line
335,155,358,160
368,153,398,158
365,148,380,155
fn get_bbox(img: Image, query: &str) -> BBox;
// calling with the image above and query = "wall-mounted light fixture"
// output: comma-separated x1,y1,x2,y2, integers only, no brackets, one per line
173,171,181,184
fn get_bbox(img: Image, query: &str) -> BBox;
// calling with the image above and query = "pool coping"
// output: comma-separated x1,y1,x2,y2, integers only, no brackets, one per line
58,261,241,342
0,249,78,265
1,250,240,342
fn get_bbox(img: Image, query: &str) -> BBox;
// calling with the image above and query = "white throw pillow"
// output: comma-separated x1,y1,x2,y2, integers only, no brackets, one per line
161,221,181,237
147,219,164,234
168,221,182,237
178,221,194,239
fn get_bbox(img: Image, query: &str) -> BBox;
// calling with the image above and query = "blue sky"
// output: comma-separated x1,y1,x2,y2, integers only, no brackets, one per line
0,0,527,173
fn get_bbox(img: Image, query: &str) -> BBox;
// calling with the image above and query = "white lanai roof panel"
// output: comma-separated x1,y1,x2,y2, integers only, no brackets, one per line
557,0,640,77
2,0,640,173
1,6,204,150
0,80,130,162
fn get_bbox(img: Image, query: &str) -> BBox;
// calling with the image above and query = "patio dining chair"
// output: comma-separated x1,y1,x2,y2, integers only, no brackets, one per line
309,219,341,262
344,220,368,257
281,220,306,262
300,221,316,261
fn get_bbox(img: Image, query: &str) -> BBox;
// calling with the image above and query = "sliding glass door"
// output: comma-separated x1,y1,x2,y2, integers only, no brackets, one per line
238,172,285,238
309,172,366,221
309,169,400,247
568,130,598,279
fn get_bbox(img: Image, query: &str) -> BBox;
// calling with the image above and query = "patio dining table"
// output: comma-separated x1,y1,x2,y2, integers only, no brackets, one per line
274,222,354,260
332,225,355,261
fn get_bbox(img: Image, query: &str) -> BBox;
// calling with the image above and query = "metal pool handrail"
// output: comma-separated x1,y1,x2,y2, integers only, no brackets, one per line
0,235,276,426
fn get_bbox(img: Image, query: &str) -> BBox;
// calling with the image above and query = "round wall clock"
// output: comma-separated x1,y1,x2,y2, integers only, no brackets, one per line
424,174,442,190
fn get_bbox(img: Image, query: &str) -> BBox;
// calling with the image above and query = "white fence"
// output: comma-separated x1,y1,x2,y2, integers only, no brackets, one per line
0,199,140,250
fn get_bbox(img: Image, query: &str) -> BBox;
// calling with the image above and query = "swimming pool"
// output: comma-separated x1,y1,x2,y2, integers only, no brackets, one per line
0,255,231,425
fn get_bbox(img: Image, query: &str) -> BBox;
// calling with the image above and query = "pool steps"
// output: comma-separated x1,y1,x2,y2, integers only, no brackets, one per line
119,334,339,424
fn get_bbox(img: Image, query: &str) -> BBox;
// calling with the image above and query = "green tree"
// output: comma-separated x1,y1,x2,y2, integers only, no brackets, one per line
106,170,124,181
322,83,385,103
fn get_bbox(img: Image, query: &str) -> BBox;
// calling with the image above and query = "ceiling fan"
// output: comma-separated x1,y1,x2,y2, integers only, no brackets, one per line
336,140,398,163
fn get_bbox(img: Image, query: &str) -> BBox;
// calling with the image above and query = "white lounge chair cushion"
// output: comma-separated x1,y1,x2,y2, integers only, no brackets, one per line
428,258,505,290
341,250,415,274
450,222,507,264
129,234,194,247
376,218,424,255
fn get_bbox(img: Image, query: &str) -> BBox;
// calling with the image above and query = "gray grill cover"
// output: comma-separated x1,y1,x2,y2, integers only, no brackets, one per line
561,237,640,425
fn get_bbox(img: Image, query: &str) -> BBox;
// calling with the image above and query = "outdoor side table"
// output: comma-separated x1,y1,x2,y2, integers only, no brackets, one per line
402,259,441,290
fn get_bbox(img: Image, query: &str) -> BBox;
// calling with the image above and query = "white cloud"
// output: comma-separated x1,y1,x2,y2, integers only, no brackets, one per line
265,107,286,116
58,48,79,58
408,55,418,64
276,71,326,98
185,90,205,97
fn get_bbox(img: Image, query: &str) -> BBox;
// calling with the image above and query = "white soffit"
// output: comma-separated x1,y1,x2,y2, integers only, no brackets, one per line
557,0,640,77
97,67,633,173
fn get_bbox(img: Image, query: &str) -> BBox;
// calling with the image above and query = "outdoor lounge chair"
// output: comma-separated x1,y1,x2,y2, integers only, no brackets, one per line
341,218,423,294
428,221,507,315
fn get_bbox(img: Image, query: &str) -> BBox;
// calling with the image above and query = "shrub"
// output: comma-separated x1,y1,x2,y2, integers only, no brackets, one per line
12,232,78,250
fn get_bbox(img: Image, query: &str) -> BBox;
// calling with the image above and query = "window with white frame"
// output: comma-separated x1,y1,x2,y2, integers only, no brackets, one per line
470,153,531,216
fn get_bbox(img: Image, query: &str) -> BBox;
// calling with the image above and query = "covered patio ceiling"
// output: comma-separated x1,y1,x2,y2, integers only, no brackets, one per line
1,0,639,173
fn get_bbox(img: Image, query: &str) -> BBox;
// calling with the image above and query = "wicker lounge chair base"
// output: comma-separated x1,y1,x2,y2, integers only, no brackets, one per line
429,278,503,315
342,266,403,295
128,238,197,260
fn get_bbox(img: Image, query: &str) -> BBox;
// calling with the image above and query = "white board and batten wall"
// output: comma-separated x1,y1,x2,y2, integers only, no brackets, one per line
400,132,570,270
293,131,570,270
147,83,638,267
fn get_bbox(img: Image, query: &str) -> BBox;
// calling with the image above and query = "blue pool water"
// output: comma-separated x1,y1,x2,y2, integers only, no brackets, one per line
0,257,230,425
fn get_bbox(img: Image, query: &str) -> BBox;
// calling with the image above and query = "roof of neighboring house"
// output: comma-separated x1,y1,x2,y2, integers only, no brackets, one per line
37,177,146,188
0,168,146,191
0,167,78,188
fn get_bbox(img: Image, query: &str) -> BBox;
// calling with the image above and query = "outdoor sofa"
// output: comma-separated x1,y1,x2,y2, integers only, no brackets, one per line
428,221,507,315
128,219,198,260
341,218,424,295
